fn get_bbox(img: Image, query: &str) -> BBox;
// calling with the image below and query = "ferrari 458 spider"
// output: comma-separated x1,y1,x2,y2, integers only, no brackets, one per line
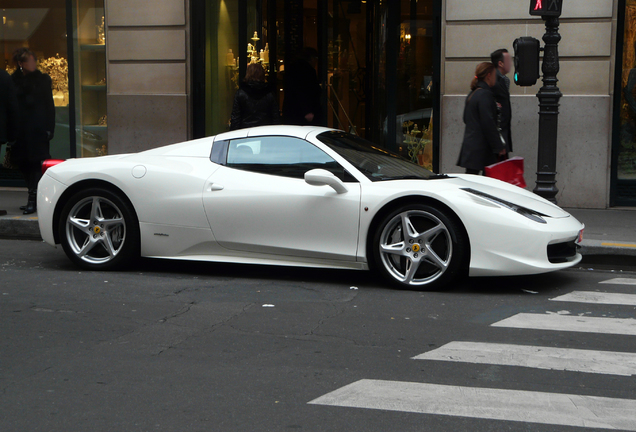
37,126,584,290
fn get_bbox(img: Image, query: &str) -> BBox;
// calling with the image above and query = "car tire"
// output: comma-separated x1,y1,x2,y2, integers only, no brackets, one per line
371,203,467,290
58,187,140,270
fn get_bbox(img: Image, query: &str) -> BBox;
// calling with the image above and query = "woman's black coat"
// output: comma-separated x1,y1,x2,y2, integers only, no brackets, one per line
230,81,280,130
0,69,19,144
282,59,321,125
11,69,55,164
457,81,505,171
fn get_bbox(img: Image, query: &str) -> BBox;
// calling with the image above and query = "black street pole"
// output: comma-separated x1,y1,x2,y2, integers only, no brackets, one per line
533,15,562,203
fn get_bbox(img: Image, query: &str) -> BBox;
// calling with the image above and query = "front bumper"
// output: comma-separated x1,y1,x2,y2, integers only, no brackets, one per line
466,213,584,277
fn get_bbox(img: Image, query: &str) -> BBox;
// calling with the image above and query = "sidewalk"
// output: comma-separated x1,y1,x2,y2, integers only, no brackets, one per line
0,187,634,262
0,188,40,239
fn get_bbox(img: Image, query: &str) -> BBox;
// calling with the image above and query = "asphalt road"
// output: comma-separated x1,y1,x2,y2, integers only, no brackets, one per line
1,239,635,432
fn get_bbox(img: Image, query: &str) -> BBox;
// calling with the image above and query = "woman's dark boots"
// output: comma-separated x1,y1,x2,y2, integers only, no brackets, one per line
23,190,37,215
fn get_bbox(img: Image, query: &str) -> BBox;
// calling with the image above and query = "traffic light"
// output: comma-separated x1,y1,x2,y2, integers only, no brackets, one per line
513,36,541,86
529,0,563,17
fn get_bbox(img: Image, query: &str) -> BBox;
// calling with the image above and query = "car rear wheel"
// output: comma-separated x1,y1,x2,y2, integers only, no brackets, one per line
372,203,467,290
58,187,139,270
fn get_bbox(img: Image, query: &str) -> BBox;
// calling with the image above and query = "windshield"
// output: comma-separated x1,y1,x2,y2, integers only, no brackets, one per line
316,131,438,181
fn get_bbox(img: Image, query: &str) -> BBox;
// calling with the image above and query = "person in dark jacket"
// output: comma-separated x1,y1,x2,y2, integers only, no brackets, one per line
0,69,19,145
282,47,322,125
457,62,507,175
0,68,19,216
230,63,280,130
11,48,55,214
491,48,513,154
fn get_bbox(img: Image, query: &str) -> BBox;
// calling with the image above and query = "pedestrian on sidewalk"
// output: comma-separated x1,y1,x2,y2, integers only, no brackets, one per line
11,48,55,215
457,62,507,175
0,68,20,217
230,63,280,130
491,48,513,156
283,47,322,126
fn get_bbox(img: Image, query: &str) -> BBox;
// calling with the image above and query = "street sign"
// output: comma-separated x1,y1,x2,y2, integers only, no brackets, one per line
529,0,563,17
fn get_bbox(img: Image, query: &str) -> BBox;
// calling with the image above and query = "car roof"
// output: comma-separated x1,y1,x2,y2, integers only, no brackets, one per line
213,125,337,141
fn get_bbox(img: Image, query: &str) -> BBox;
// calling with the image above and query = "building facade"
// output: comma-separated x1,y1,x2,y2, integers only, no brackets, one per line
2,0,634,208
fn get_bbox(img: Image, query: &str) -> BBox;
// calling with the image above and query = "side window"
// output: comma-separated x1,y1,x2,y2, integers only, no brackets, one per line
226,136,353,180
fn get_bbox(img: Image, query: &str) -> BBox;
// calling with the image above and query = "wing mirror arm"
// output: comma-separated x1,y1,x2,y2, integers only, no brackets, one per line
304,169,348,194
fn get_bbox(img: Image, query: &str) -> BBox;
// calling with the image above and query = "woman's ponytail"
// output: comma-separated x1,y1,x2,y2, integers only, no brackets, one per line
470,62,496,91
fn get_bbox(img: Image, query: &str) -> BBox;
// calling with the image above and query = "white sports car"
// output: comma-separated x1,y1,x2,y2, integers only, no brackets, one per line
37,126,584,290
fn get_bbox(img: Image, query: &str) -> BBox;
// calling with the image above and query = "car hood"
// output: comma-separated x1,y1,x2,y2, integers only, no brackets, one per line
375,173,571,219
444,174,571,218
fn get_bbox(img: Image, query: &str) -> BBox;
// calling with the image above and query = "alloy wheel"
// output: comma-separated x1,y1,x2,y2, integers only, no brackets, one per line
378,209,452,286
65,196,127,264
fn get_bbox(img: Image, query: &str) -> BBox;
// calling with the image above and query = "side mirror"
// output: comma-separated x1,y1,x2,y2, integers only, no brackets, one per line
304,169,348,194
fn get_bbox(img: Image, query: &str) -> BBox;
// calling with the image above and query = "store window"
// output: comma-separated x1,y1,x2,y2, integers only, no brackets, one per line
1,0,70,184
615,0,636,204
71,0,107,158
1,0,106,185
192,0,440,171
326,1,367,137
201,0,240,136
396,0,435,171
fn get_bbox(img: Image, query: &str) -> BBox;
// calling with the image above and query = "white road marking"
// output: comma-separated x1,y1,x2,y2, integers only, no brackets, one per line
412,341,636,376
491,313,636,335
551,291,636,306
309,380,636,430
600,278,636,285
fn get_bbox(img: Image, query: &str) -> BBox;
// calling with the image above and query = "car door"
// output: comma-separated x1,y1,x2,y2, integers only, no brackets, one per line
202,136,361,262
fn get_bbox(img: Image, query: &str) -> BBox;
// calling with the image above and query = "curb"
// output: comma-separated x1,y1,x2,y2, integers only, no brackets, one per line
0,216,42,240
578,240,636,257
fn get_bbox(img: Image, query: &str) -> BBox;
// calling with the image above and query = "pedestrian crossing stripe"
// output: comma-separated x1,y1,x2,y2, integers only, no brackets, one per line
309,380,636,430
491,313,636,335
550,291,636,306
412,341,636,376
600,278,636,285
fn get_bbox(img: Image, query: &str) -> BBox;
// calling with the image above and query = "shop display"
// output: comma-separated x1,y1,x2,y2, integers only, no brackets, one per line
248,32,269,70
38,54,69,107
404,116,433,171
73,1,108,157
97,16,106,45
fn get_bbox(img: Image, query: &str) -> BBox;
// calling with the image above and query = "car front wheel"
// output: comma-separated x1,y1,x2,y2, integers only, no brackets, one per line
58,187,139,270
372,203,467,290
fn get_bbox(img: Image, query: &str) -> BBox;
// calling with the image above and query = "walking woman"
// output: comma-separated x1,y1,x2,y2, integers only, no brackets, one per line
11,48,55,214
230,63,280,130
457,62,507,175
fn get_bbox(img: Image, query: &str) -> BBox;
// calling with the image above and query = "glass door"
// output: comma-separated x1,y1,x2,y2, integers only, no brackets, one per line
613,0,636,205
325,0,368,137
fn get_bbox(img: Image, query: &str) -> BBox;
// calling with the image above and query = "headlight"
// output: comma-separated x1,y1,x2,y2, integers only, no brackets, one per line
461,188,547,224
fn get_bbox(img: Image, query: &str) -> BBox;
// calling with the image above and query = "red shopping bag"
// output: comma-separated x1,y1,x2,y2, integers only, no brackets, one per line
484,156,526,188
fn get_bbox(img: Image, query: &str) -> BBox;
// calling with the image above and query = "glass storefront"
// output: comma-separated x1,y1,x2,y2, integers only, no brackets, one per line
614,0,636,205
1,0,106,186
72,0,108,158
192,0,441,171
396,0,435,170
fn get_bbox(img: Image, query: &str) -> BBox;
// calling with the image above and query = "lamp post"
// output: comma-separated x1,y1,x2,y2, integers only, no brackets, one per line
530,0,563,203
534,15,562,203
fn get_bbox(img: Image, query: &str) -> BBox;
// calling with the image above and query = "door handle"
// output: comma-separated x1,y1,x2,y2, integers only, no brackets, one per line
209,183,224,191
